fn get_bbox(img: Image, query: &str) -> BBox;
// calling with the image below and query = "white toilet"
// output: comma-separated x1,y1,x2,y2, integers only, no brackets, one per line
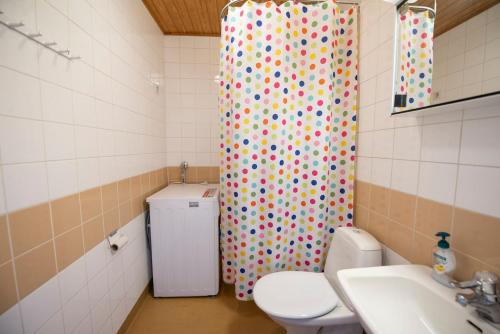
253,227,381,334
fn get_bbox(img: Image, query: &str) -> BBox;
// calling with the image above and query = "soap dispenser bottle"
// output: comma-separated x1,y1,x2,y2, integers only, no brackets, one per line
431,232,456,287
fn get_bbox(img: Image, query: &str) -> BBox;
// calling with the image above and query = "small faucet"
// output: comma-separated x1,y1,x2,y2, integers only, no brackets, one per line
180,161,188,183
453,271,500,324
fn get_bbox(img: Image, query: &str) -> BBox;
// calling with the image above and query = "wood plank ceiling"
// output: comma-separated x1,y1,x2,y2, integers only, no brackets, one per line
143,0,228,36
143,0,500,37
417,0,500,37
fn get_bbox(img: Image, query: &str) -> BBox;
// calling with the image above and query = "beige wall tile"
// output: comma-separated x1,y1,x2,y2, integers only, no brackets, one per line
101,182,118,213
0,216,12,264
103,208,119,236
453,208,500,269
369,184,390,216
80,187,102,222
141,173,151,193
389,190,416,228
366,211,388,243
385,220,413,260
158,168,167,187
410,232,434,267
119,202,132,226
355,180,371,207
197,167,210,183
454,251,500,281
149,171,158,190
186,167,198,183
130,176,142,198
132,197,144,217
9,203,52,256
15,241,57,298
354,205,370,230
415,197,453,238
55,227,84,271
141,173,151,194
51,194,81,236
208,167,219,184
118,178,131,204
168,167,181,183
0,261,18,314
83,215,104,252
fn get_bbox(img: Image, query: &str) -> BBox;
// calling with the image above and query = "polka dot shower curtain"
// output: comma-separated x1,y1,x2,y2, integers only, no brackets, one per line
397,9,434,110
218,0,358,300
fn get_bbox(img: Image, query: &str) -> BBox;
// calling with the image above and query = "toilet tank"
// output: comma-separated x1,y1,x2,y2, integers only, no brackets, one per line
323,227,381,291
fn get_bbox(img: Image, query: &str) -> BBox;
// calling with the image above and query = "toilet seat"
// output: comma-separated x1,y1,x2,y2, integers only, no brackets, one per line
253,271,339,319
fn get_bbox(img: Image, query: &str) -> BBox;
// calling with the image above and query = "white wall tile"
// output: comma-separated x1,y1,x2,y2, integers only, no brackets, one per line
3,162,48,212
0,26,40,77
85,242,107,280
460,117,500,167
0,305,23,334
73,93,97,127
372,129,394,158
456,165,500,218
40,81,74,124
355,156,372,183
90,292,110,333
58,257,87,305
417,162,457,205
77,158,100,191
20,277,61,334
62,285,90,333
36,311,64,334
370,158,392,188
0,117,45,164
421,122,461,163
44,122,76,160
75,126,99,158
73,314,93,334
0,0,158,331
391,160,419,195
0,67,41,120
393,126,422,161
46,160,78,200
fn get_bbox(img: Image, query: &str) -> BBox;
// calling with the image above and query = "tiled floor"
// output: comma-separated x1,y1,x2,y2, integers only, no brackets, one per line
125,284,285,334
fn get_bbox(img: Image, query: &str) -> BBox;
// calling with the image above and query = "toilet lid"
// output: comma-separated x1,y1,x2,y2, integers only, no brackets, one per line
253,271,339,319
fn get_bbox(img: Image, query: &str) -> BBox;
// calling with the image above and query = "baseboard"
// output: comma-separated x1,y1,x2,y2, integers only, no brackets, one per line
118,280,152,334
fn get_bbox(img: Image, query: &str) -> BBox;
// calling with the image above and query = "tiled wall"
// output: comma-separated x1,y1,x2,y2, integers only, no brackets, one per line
163,35,220,167
0,0,165,332
356,0,500,280
432,4,500,104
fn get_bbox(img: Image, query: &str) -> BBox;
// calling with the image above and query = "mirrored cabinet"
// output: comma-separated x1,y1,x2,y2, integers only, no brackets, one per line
391,0,500,115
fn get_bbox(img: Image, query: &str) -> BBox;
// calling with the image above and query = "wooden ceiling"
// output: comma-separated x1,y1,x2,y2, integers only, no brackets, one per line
143,0,323,36
418,0,500,37
143,0,227,36
143,0,500,37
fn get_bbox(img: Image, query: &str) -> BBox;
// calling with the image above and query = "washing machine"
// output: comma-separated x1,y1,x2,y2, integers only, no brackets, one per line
147,183,219,297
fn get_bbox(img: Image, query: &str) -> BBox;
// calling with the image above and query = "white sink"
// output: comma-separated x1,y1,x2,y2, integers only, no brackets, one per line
338,265,500,334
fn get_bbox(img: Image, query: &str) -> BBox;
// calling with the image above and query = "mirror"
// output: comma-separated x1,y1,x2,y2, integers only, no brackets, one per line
392,0,500,114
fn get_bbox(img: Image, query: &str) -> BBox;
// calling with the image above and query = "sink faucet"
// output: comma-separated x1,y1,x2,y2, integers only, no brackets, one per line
453,271,500,324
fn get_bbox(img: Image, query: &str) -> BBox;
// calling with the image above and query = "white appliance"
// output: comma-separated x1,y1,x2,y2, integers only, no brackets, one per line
147,183,220,297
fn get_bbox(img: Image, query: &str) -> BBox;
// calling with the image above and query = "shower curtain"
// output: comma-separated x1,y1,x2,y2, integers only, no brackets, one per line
397,9,434,109
218,0,358,300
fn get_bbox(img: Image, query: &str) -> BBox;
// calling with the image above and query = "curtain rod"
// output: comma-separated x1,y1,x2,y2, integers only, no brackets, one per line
220,0,359,19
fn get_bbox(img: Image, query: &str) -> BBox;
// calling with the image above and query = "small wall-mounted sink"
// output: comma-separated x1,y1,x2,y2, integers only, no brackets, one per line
338,265,500,334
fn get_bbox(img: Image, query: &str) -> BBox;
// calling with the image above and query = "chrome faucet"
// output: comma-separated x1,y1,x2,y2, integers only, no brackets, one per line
453,271,500,324
180,161,188,183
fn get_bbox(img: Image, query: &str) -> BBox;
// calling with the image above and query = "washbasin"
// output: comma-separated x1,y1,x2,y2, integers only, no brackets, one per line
338,265,500,334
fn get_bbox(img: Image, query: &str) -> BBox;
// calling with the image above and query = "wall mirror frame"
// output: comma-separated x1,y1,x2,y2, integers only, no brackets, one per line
390,0,500,116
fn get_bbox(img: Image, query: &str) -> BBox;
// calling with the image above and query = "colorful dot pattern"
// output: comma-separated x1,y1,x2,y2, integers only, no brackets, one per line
218,0,358,300
398,9,434,110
